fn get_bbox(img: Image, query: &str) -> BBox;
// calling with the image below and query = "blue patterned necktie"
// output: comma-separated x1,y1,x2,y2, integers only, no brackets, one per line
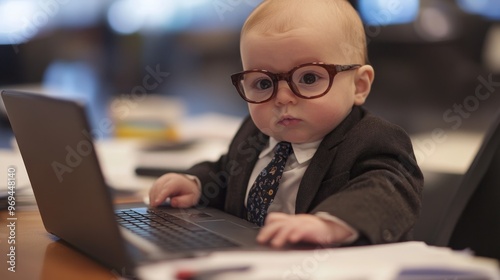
247,141,293,226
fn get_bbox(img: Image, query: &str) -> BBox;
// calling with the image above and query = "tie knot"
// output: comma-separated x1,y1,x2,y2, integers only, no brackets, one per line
274,141,292,157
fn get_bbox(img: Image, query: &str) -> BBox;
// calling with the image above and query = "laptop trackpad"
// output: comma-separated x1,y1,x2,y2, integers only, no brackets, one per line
197,220,259,246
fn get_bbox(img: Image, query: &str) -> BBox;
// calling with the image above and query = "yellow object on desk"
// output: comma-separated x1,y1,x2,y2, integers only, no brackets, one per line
114,120,179,141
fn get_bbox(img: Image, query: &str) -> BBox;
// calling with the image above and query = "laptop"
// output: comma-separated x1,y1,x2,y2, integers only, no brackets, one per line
1,90,264,276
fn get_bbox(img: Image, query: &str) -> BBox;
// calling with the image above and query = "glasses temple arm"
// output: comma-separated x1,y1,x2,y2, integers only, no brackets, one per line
335,64,362,72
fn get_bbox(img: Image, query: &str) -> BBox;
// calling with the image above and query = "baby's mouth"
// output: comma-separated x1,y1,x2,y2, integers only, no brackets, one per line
278,116,301,126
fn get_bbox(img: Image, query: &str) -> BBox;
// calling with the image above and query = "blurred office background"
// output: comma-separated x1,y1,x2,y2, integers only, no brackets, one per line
0,0,500,147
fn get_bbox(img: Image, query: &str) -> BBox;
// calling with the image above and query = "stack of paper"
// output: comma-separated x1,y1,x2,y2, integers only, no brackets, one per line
137,242,500,280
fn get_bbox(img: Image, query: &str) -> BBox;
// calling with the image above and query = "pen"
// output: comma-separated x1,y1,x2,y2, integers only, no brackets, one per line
175,265,251,280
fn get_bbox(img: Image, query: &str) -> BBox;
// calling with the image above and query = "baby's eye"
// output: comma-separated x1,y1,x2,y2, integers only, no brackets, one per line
299,73,320,85
254,78,273,90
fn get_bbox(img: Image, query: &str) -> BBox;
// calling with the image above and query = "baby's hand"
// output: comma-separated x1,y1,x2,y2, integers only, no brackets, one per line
257,213,353,248
148,173,200,208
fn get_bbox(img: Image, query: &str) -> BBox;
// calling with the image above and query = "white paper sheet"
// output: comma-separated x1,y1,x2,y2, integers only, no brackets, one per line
137,242,500,280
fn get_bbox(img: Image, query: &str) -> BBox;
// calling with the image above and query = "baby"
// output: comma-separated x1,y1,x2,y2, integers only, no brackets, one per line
149,0,423,248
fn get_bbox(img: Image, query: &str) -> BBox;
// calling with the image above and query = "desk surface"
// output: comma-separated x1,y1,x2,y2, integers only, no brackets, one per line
0,196,144,280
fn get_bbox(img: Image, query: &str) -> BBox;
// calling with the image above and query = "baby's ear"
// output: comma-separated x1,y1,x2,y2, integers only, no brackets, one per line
353,65,375,106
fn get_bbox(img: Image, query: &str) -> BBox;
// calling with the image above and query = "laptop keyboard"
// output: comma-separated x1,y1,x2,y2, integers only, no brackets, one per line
115,208,238,252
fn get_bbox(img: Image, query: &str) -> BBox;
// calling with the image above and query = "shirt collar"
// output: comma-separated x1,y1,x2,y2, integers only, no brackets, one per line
259,137,322,164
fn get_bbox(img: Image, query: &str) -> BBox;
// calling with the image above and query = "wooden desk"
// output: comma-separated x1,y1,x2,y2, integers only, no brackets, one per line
0,194,144,280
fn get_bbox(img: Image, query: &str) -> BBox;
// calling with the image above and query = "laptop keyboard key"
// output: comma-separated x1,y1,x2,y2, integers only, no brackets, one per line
115,209,238,252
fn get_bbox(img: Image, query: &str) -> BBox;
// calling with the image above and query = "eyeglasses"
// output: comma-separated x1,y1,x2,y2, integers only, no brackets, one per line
231,62,361,104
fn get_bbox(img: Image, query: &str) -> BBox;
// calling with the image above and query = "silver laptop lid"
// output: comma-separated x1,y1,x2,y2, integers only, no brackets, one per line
1,90,135,272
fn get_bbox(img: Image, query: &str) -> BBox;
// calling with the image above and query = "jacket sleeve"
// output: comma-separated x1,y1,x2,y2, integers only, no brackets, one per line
185,153,229,210
310,117,424,244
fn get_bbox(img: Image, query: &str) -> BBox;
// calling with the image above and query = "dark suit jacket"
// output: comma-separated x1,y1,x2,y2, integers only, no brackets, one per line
187,106,423,244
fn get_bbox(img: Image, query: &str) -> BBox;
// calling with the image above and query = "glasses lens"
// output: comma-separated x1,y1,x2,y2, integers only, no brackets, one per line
291,65,330,97
239,71,274,103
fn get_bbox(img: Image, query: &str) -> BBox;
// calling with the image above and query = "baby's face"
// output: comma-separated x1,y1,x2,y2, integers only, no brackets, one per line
241,27,362,143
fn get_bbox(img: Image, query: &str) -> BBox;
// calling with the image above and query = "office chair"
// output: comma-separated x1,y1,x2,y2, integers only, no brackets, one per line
429,110,500,261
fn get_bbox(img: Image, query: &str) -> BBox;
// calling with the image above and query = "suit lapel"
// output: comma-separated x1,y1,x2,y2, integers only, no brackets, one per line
295,106,364,213
295,145,338,213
